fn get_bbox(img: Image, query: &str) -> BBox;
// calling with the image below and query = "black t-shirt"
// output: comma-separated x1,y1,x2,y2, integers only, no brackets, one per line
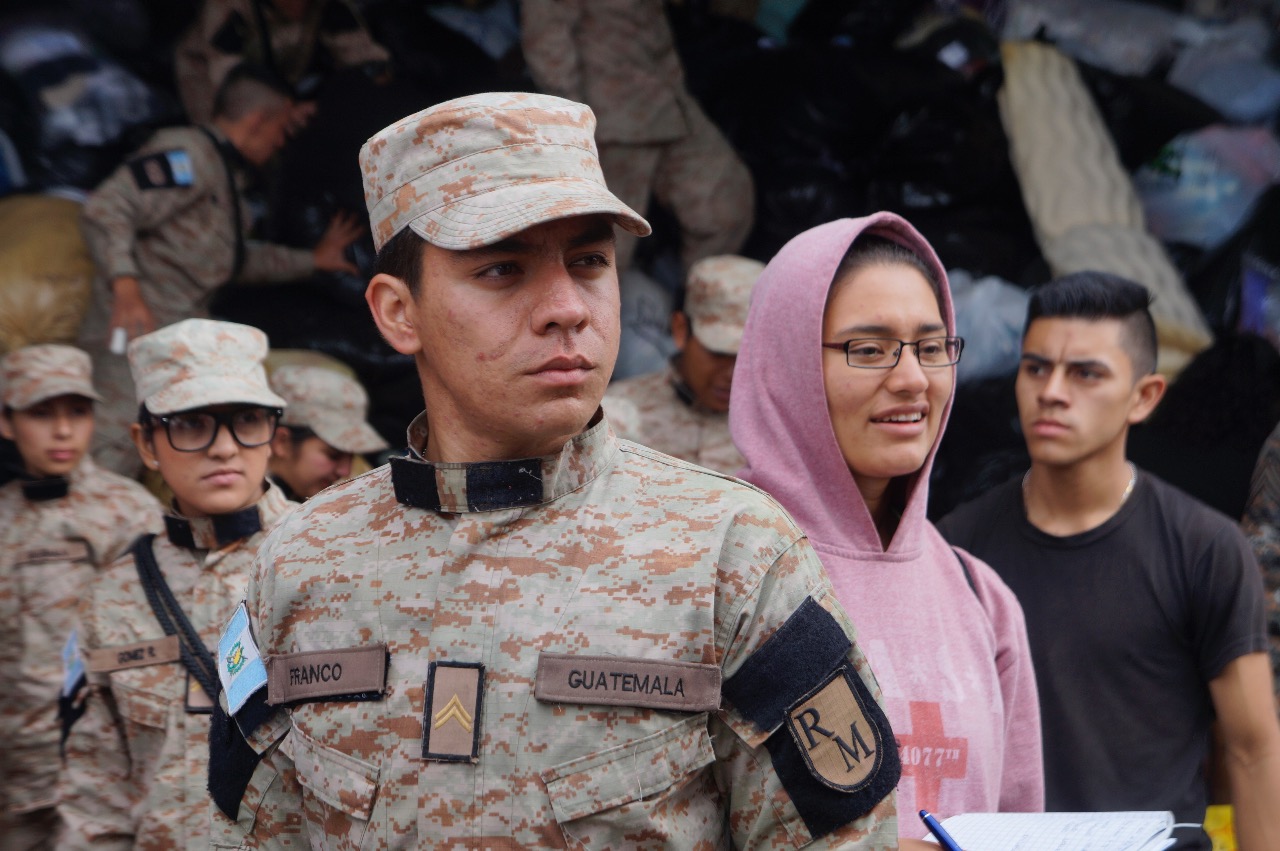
938,472,1266,844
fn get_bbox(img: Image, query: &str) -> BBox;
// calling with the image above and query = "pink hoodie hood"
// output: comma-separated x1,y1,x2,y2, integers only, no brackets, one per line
731,212,955,557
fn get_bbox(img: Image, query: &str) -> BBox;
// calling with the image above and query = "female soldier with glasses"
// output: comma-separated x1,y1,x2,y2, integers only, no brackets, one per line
58,318,296,850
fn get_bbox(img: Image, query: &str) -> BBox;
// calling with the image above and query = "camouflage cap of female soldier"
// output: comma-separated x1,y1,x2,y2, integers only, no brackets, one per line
128,319,286,415
360,92,651,252
1,344,102,410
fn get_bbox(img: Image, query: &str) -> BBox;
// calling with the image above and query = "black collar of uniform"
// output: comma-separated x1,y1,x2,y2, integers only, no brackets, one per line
21,475,70,502
165,504,263,550
391,409,612,514
202,123,251,172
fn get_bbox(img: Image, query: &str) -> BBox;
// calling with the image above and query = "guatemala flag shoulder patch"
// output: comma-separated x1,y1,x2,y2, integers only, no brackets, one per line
219,602,268,714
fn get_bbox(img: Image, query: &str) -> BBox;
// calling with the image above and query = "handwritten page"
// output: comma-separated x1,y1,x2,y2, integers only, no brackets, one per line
923,811,1176,851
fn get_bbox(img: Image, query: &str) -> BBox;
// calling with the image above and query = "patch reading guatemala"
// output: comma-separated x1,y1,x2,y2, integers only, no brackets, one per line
265,644,388,705
218,603,268,714
534,653,720,712
62,630,84,697
84,635,181,674
423,661,484,763
785,665,884,791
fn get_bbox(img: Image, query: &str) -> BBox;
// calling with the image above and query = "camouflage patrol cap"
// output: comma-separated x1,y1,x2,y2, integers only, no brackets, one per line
360,92,651,252
1,344,102,410
683,255,765,355
128,319,286,415
271,365,388,454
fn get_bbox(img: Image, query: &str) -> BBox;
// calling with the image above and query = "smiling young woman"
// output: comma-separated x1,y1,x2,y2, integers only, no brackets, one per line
731,212,1046,830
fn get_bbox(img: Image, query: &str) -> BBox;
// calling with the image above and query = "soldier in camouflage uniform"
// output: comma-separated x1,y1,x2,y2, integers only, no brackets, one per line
175,0,391,124
267,364,388,500
77,65,363,477
0,345,162,851
521,0,755,273
605,254,761,474
1243,420,1280,710
210,92,909,850
57,319,296,850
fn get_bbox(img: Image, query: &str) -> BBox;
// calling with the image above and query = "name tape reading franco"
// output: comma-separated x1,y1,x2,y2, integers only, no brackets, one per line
84,635,182,674
266,644,388,705
784,665,886,792
535,653,720,712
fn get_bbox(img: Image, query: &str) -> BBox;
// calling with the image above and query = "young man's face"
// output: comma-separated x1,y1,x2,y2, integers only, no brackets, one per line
1016,316,1163,468
269,430,353,499
134,405,272,517
0,394,95,478
402,214,621,461
671,312,736,413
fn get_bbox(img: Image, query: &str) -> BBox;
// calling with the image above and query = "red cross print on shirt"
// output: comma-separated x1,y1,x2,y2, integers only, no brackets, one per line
896,700,968,814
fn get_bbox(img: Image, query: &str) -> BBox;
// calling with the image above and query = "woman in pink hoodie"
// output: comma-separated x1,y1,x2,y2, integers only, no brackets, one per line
730,213,1044,827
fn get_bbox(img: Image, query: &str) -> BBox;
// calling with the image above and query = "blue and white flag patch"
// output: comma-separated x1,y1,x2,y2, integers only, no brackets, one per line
166,150,195,186
62,629,84,697
218,602,268,715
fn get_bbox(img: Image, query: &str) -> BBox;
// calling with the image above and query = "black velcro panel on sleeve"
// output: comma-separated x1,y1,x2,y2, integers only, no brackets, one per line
721,596,852,730
208,692,267,820
765,661,901,838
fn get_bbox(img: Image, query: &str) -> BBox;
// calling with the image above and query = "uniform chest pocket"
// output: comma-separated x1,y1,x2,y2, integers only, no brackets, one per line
114,681,171,729
541,713,718,850
16,541,91,613
290,724,380,851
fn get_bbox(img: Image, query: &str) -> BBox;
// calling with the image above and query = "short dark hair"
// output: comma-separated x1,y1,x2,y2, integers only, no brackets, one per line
283,425,316,445
1025,271,1158,377
831,233,944,309
374,227,427,296
212,62,293,122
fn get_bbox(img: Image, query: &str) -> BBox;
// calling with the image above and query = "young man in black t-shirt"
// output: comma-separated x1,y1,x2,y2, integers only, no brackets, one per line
938,272,1280,851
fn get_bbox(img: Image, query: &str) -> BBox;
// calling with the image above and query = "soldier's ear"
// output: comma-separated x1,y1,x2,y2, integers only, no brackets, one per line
670,311,691,353
131,422,160,470
366,273,423,356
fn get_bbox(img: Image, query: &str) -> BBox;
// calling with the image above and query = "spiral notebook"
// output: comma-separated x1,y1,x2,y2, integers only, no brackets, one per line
922,811,1177,851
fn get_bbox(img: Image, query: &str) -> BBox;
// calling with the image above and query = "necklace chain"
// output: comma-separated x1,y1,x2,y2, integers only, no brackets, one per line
1022,462,1137,507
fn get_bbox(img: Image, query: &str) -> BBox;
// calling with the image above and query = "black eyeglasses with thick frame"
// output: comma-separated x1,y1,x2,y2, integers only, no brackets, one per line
821,336,965,369
149,406,283,452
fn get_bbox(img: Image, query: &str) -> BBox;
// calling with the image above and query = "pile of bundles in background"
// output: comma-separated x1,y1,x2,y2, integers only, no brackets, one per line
1,0,1279,509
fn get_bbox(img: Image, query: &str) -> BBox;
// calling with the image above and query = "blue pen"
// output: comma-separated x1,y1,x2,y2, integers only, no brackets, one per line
919,809,963,851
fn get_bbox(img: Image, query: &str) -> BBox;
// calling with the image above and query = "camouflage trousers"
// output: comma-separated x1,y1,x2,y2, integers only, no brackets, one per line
599,99,754,275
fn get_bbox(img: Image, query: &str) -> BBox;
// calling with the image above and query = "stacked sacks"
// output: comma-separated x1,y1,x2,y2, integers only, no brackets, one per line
999,40,1213,375
0,195,95,354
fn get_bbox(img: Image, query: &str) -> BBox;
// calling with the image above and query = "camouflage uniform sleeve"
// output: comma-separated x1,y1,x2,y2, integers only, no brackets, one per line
80,147,210,283
239,242,315,284
712,536,899,849
519,0,586,102
317,0,390,69
1242,425,1280,705
225,528,306,849
56,585,136,851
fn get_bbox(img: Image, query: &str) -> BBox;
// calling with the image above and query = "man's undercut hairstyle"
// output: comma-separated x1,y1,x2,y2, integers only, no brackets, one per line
831,233,943,308
213,62,293,122
1026,271,1158,377
374,227,427,296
